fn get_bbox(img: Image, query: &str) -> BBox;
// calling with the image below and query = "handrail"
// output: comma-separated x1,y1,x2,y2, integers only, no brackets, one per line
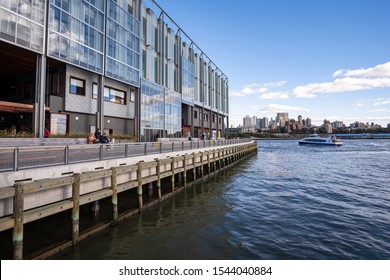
0,139,251,172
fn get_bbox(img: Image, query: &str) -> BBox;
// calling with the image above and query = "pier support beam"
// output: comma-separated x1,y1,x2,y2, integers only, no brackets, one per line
183,155,187,186
13,183,24,260
72,173,80,245
156,159,162,200
137,162,144,210
147,182,153,197
90,201,100,217
171,158,175,191
111,168,118,224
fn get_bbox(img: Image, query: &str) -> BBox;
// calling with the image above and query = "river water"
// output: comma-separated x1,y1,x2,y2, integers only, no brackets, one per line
54,139,390,260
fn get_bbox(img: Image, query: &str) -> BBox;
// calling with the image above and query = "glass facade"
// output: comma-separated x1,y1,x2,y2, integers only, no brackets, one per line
48,0,104,72
141,79,181,141
165,88,182,137
0,0,45,52
106,0,140,86
181,56,195,106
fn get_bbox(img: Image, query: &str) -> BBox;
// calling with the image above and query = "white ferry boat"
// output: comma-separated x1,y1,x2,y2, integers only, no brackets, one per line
298,134,343,146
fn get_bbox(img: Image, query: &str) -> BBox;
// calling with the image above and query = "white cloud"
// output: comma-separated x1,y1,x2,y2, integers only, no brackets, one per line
354,97,390,107
259,104,310,113
370,109,390,113
290,61,390,98
374,99,390,106
259,91,289,100
231,81,287,97
333,61,390,78
262,81,287,88
292,77,390,98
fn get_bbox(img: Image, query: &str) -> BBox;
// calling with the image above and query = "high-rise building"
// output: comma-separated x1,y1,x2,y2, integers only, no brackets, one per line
305,118,312,127
276,112,289,127
298,115,302,125
256,116,268,129
243,115,253,128
0,0,228,141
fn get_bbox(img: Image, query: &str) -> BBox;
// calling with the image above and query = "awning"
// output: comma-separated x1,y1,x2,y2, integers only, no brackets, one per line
0,101,50,113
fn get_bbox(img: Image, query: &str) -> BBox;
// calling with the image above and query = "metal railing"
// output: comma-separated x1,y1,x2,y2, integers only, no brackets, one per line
0,139,251,172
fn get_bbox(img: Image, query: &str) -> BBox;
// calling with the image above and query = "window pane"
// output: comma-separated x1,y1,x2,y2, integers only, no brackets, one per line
70,77,85,95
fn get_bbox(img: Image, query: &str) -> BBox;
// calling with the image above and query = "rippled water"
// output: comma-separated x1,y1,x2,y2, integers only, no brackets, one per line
55,140,390,260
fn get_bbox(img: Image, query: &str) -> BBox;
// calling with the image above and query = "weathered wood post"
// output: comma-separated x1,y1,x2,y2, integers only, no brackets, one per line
170,157,175,191
213,150,216,171
137,162,143,210
111,167,118,224
156,159,162,199
200,151,204,177
207,151,211,175
13,183,24,260
192,153,196,181
72,173,81,245
183,155,187,186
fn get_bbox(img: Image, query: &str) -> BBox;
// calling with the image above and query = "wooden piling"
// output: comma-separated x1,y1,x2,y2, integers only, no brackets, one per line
183,155,187,186
71,173,80,245
192,153,196,181
170,158,175,191
156,159,162,199
12,183,24,260
111,167,118,224
137,162,143,210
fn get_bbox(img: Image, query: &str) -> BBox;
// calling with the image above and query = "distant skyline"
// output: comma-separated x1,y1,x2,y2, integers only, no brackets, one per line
155,0,390,126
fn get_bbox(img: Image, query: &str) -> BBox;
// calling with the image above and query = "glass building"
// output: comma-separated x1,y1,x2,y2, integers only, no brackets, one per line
0,0,229,141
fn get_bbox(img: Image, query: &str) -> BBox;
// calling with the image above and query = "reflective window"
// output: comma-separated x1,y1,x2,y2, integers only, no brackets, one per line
92,83,126,105
105,0,140,86
182,57,195,105
0,0,45,52
70,77,85,95
104,87,126,105
48,0,104,73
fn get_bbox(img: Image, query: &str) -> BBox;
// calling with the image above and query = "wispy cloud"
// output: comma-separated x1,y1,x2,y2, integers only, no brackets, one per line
259,91,289,100
333,61,390,78
288,61,390,98
292,77,390,98
231,81,287,97
370,109,390,113
259,104,310,113
354,97,390,107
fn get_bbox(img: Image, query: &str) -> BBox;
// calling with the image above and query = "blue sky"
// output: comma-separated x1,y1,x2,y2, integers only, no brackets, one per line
155,0,390,127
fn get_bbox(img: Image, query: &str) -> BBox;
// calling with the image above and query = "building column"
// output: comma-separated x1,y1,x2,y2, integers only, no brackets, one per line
33,54,46,138
190,106,194,138
225,116,229,137
97,75,105,132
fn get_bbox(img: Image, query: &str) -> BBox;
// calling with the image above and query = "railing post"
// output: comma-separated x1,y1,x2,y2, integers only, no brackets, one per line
144,143,147,155
65,146,69,165
99,145,103,160
13,183,24,260
14,148,19,171
125,143,129,157
159,142,162,153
